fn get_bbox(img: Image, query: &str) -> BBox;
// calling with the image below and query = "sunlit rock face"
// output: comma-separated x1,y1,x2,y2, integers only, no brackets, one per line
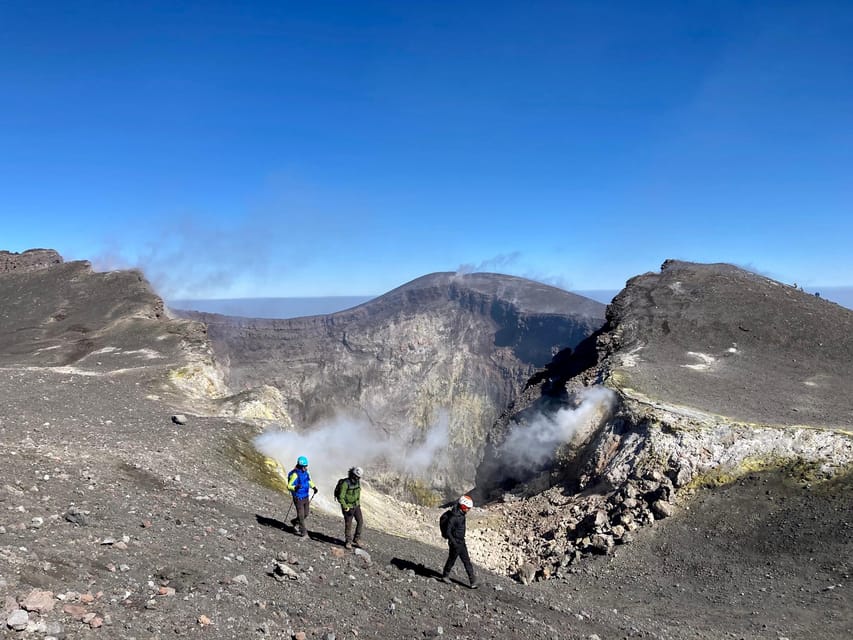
181,272,606,496
0,250,226,401
471,260,853,579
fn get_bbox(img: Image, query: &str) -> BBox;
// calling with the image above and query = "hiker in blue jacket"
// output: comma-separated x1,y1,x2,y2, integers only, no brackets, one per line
286,456,317,537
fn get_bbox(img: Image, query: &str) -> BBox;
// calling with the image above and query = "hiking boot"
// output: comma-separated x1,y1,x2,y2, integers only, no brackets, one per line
468,581,479,590
344,542,353,550
352,539,364,548
439,575,452,584
290,518,299,527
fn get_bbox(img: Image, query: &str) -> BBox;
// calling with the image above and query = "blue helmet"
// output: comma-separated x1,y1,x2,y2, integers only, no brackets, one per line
297,456,309,467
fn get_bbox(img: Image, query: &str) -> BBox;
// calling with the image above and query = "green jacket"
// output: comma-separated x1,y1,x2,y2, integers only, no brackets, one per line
338,478,361,510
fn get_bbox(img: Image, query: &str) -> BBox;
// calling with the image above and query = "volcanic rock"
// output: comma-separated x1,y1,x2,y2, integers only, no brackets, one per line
180,272,605,492
473,260,853,584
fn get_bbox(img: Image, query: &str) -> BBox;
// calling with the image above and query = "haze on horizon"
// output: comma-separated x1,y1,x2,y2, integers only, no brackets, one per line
2,1,852,300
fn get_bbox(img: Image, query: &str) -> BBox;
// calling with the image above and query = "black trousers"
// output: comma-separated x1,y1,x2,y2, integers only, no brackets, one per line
342,505,364,543
443,540,476,582
292,496,310,535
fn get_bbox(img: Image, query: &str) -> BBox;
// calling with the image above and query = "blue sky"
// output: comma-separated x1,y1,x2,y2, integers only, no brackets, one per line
2,1,851,298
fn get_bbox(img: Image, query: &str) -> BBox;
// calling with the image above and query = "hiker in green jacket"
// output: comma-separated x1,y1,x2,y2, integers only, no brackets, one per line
336,466,364,549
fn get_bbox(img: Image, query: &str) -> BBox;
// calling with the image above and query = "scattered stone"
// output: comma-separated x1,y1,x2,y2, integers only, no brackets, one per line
354,548,372,566
294,632,307,640
6,608,28,630
651,500,674,519
21,589,55,613
198,614,212,625
674,467,692,487
62,604,88,620
517,562,537,585
272,562,299,581
233,574,249,585
171,414,188,425
64,507,88,526
29,516,44,529
158,586,176,596
589,534,614,554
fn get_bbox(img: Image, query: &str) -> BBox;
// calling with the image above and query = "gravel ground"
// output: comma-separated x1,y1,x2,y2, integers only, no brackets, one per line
1,363,850,639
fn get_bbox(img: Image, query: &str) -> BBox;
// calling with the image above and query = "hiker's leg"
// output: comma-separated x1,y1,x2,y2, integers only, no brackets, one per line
442,543,459,577
296,498,308,535
352,505,364,543
343,508,354,544
290,497,301,527
458,541,477,584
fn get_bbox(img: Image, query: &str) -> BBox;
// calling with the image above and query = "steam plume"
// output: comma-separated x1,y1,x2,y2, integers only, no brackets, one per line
253,412,450,511
500,386,615,470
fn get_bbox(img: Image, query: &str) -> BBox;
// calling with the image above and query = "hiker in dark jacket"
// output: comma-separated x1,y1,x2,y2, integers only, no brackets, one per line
286,456,317,537
440,495,478,588
337,466,364,549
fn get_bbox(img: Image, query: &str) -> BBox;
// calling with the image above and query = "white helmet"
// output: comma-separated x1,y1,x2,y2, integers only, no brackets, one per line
350,466,363,478
458,495,473,510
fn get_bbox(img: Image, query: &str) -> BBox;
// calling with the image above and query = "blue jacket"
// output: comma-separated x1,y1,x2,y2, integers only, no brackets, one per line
287,468,314,500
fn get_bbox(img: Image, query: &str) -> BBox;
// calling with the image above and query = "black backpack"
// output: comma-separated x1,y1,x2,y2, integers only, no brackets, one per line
334,478,347,501
439,509,453,539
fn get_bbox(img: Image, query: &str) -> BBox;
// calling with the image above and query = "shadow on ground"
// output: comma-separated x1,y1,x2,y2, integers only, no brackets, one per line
256,514,345,546
390,557,443,580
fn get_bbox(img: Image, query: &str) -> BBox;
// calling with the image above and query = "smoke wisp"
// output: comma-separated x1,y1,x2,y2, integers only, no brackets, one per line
500,386,615,471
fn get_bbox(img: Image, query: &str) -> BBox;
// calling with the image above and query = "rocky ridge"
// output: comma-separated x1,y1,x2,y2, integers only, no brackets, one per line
0,249,63,274
471,260,853,583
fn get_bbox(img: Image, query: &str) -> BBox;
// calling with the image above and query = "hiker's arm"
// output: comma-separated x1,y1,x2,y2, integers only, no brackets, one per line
287,472,298,492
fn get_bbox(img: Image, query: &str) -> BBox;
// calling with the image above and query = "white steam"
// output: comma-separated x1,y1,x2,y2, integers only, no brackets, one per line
500,386,616,470
253,412,450,511
455,252,522,275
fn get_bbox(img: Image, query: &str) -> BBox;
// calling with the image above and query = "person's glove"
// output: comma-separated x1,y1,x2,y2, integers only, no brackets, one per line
312,486,319,495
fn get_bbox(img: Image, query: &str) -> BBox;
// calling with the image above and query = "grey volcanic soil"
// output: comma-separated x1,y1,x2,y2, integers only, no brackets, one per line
1,365,850,639
607,260,853,428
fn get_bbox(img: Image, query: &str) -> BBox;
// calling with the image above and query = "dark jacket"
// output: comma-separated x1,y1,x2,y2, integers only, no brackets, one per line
445,505,467,546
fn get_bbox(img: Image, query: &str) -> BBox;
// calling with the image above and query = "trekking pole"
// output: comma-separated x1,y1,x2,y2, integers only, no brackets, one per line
284,500,293,524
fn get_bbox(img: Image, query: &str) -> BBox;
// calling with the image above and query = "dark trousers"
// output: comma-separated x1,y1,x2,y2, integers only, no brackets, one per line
291,496,310,535
443,540,476,582
342,505,364,544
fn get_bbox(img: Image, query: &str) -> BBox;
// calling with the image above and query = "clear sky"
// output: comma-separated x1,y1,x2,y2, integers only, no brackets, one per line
2,1,851,299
